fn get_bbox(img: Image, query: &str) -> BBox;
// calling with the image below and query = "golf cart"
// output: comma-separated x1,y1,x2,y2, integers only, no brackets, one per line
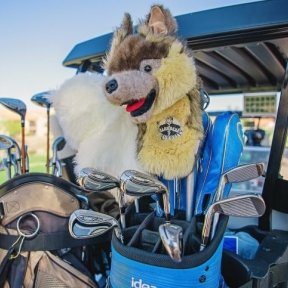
59,0,288,287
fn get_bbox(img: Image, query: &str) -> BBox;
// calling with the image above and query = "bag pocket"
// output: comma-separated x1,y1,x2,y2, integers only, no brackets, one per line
34,251,98,288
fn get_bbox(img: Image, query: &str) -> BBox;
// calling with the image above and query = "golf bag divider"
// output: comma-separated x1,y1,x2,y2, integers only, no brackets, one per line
109,213,229,288
0,173,113,287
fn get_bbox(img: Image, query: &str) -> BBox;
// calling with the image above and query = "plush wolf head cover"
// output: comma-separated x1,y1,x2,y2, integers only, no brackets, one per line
103,5,203,179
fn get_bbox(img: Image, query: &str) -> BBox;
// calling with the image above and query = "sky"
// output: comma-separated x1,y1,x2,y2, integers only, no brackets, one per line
0,0,261,111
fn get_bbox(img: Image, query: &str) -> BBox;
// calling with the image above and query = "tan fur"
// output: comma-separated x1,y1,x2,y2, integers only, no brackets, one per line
152,41,197,115
138,96,202,179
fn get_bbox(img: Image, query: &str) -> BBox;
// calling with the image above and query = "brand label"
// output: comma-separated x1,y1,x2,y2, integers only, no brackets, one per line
158,116,182,140
131,277,157,288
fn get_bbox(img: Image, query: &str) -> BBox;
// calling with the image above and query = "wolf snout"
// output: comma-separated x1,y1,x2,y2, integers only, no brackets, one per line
105,79,118,94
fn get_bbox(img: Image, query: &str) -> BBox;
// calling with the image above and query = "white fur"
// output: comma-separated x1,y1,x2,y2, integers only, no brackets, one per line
51,73,140,200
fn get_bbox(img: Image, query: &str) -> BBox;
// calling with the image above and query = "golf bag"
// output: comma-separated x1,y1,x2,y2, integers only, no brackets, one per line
108,112,244,288
0,173,115,288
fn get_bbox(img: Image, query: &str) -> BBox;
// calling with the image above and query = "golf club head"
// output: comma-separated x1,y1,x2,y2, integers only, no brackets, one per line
0,135,14,150
69,209,122,241
51,136,66,162
31,91,52,109
78,167,120,191
120,170,170,219
0,98,27,121
52,136,66,152
201,194,266,249
213,162,265,203
159,223,183,263
224,163,264,183
120,170,167,197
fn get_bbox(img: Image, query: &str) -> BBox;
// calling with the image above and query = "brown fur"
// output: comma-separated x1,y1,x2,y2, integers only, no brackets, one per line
106,35,170,74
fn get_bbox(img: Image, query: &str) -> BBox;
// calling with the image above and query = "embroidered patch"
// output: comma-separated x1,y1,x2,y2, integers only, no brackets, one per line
158,117,183,140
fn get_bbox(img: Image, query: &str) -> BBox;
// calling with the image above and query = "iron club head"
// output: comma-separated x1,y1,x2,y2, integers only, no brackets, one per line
68,209,123,242
77,168,127,229
120,170,170,220
213,162,265,203
159,223,183,262
52,136,66,161
0,98,27,173
0,135,13,150
78,167,120,191
200,194,266,250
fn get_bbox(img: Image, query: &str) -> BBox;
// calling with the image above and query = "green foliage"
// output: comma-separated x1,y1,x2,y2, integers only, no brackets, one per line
0,120,20,137
0,153,46,185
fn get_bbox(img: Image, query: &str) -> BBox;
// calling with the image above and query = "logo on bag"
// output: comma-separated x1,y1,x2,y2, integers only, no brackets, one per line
131,277,157,288
158,117,182,140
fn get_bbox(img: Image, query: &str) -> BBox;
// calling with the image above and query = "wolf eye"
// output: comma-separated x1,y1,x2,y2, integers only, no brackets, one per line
144,65,152,72
140,59,161,73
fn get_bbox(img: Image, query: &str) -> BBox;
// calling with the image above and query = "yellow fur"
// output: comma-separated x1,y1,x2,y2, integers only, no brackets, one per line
153,41,197,115
138,97,203,179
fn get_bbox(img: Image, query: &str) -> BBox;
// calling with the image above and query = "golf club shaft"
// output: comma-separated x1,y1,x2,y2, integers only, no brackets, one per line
46,107,50,173
185,168,196,221
118,192,126,229
21,123,26,173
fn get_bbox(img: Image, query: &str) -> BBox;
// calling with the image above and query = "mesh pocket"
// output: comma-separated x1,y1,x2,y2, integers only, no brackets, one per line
34,271,70,288
34,251,98,288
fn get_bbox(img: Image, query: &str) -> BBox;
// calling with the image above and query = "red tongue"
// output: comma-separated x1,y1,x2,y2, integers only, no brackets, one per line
126,98,145,112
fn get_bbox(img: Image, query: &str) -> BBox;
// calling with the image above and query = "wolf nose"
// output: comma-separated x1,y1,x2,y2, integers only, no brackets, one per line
105,79,118,94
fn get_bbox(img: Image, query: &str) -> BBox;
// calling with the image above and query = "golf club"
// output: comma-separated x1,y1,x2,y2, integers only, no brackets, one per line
159,223,183,262
78,167,126,228
69,209,123,243
210,162,265,236
120,170,170,221
200,194,266,251
31,91,52,173
0,135,14,179
0,135,22,176
0,98,27,173
10,153,20,177
51,136,66,177
185,168,197,221
213,162,264,203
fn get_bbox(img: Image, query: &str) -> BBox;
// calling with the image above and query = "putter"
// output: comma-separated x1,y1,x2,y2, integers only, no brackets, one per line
69,209,123,243
159,223,183,262
200,194,266,251
0,98,27,173
31,91,52,173
120,170,170,221
77,167,126,228
51,136,66,177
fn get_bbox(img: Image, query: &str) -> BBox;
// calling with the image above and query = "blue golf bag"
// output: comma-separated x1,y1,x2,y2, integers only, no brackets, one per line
108,112,244,288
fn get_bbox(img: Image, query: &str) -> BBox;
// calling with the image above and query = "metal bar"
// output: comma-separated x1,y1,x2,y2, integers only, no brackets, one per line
259,61,288,230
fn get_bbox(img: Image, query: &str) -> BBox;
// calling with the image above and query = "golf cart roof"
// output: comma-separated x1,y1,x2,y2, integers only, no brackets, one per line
63,0,288,95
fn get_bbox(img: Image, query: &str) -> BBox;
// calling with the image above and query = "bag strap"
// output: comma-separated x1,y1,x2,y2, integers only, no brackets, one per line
0,230,111,251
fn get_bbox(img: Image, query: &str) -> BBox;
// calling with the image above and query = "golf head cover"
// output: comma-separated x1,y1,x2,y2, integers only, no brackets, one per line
102,5,204,180
194,112,245,215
